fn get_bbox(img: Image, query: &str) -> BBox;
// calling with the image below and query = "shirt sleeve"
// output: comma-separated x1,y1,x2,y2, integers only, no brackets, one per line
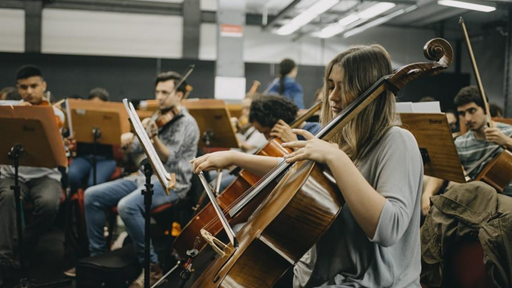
291,82,305,109
370,129,423,247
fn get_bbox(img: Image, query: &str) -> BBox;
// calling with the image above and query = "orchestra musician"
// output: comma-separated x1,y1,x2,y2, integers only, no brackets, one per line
267,58,305,109
213,95,321,194
0,65,65,283
66,88,118,196
192,45,424,288
422,86,512,215
82,71,199,288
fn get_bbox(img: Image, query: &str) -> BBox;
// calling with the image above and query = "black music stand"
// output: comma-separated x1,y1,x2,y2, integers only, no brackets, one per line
123,99,176,288
66,99,130,185
182,99,239,152
399,113,466,183
0,106,68,288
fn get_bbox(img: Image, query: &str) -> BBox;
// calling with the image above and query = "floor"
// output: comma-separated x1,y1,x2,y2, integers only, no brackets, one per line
2,225,192,288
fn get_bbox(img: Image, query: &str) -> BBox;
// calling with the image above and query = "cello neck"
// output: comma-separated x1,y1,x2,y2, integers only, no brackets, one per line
289,101,322,129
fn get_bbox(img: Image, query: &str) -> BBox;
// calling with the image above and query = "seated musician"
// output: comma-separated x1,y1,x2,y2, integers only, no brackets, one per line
0,65,65,282
83,71,199,288
0,86,21,101
422,86,512,215
250,95,321,142
213,95,321,193
192,45,424,287
233,93,267,154
66,88,117,195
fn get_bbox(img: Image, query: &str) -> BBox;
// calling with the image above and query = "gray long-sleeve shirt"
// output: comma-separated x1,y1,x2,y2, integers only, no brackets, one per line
294,126,423,288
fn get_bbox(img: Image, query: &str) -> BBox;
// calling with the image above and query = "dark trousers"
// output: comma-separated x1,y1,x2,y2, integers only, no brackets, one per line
0,177,61,267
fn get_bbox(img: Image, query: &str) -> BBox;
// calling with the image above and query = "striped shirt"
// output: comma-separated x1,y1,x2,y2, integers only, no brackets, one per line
455,122,512,181
129,107,199,198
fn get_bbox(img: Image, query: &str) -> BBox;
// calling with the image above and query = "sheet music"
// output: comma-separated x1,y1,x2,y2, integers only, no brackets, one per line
122,99,174,195
0,100,23,106
396,101,441,113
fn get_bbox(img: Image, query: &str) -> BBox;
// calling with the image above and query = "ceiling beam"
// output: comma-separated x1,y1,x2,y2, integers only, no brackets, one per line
262,0,302,31
44,0,182,16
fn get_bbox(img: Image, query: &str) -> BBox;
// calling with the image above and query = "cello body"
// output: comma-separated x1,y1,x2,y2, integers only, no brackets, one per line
173,102,323,258
173,138,291,257
191,160,343,288
475,149,512,192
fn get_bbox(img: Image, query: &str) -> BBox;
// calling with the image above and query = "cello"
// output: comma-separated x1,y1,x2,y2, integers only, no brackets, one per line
173,101,322,258
191,38,453,288
459,18,512,192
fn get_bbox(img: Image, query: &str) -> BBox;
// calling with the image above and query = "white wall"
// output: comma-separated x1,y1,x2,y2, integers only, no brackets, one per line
198,22,439,68
0,8,24,53
42,9,183,58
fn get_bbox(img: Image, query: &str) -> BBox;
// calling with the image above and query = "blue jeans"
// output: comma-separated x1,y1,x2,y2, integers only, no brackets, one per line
84,176,180,264
68,156,117,194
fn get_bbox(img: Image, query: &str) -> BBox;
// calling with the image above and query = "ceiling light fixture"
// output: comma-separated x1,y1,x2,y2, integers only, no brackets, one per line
437,0,496,12
314,2,399,39
276,0,339,35
316,15,361,38
343,5,417,38
357,2,396,19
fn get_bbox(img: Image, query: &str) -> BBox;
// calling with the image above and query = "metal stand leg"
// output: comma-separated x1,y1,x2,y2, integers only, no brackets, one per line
140,159,154,288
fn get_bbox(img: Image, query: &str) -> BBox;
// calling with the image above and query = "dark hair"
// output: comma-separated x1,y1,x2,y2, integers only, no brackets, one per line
88,87,109,101
16,65,44,81
419,96,436,102
0,87,21,100
489,103,504,117
278,59,296,95
249,95,298,128
454,86,487,111
155,71,187,93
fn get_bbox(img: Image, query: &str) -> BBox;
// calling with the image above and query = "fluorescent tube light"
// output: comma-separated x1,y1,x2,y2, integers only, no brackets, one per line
276,0,339,35
316,15,360,38
358,2,396,19
344,5,417,38
438,0,495,12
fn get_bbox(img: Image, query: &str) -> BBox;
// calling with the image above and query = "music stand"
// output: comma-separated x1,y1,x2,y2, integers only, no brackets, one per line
400,113,466,183
123,99,176,288
0,105,67,287
182,99,239,151
66,99,130,185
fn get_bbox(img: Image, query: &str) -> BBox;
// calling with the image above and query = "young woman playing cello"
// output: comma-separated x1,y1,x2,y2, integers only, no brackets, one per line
192,44,423,288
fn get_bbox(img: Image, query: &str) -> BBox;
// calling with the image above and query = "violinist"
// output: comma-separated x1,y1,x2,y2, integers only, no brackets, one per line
82,71,199,288
66,88,117,196
422,86,512,215
0,65,65,282
192,45,423,287
233,93,266,153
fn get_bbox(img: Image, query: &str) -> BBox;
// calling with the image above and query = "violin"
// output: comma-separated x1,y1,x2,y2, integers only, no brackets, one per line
189,38,453,288
21,96,64,129
145,105,181,137
235,81,261,134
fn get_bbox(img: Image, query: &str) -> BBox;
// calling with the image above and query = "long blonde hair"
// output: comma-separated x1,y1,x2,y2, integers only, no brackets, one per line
320,45,396,164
